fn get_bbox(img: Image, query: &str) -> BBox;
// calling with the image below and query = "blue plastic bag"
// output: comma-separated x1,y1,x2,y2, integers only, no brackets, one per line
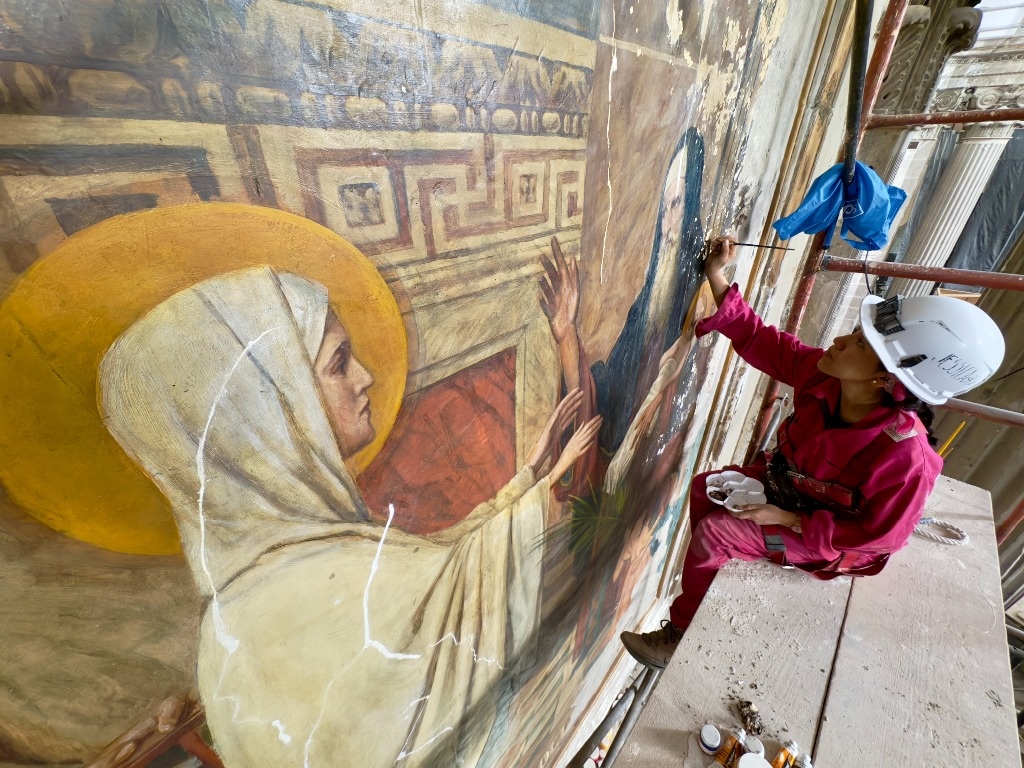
773,161,907,251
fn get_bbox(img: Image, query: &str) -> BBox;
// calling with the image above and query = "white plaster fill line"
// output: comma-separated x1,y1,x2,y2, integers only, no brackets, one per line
395,726,455,763
599,7,618,284
364,503,422,660
304,671,350,768
405,695,430,713
197,326,279,655
597,34,680,64
197,327,300,753
272,719,293,745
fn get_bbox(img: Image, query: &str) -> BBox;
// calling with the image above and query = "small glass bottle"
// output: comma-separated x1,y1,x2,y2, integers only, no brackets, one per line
714,726,746,767
770,740,799,768
716,729,749,768
699,723,722,755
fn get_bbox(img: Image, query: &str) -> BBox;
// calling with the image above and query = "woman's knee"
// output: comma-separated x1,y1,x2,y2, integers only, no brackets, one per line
693,511,763,553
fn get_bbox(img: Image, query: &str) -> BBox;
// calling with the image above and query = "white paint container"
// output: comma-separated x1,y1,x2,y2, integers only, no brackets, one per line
743,735,765,756
724,489,768,511
705,473,768,511
706,470,747,489
699,723,722,755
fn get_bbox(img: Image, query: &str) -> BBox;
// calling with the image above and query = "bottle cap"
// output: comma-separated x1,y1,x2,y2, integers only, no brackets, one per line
736,754,772,768
699,723,722,755
795,754,813,768
743,735,764,756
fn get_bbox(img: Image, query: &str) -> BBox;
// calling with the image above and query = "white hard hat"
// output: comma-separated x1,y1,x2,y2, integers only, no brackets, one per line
860,294,1005,405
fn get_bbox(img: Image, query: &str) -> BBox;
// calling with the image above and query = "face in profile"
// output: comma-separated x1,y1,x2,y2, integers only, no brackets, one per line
313,309,376,458
817,327,884,383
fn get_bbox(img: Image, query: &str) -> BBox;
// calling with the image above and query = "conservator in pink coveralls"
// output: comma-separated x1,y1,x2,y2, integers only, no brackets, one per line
622,237,1006,670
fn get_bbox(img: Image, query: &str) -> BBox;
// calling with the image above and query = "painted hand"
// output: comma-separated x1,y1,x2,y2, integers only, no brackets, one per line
548,415,603,487
539,235,580,344
630,398,659,451
526,387,584,475
732,503,802,528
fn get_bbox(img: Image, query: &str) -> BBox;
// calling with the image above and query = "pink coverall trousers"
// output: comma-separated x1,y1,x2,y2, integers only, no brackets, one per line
668,470,870,630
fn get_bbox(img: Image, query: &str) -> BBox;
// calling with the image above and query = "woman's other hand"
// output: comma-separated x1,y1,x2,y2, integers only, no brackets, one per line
548,415,603,488
526,388,584,475
704,236,734,306
732,503,802,529
539,236,580,344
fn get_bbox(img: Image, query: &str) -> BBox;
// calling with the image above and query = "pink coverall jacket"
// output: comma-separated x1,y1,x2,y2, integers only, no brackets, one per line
698,284,944,566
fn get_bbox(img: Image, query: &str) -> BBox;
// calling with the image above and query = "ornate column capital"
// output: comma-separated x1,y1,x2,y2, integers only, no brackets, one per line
933,84,1024,112
960,122,1020,141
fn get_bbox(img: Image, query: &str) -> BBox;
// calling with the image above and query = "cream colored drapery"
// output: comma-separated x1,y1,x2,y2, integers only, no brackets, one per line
100,266,548,767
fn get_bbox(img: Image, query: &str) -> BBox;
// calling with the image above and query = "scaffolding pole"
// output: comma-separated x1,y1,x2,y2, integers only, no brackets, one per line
940,399,1024,430
819,254,1024,292
998,497,1024,547
866,107,1024,130
749,0,910,462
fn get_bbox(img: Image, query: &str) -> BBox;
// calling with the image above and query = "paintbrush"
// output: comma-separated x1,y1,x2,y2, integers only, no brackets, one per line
733,242,794,251
703,238,794,255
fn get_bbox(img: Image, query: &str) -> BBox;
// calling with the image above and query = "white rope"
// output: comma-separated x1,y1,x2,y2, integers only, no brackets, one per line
913,517,969,546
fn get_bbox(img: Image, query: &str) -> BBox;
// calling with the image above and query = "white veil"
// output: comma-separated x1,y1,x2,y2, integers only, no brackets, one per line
100,266,369,597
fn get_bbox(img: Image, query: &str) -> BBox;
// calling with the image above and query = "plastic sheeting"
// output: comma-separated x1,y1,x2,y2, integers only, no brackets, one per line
884,129,958,278
942,128,1024,291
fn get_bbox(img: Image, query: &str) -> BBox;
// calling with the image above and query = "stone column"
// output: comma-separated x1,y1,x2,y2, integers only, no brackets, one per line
889,122,1016,298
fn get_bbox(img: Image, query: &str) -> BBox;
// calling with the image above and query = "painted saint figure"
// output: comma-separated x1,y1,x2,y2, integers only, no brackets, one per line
542,127,707,496
537,128,714,660
99,265,600,767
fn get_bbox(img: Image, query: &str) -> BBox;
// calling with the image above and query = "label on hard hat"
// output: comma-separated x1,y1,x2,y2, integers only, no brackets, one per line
935,353,983,387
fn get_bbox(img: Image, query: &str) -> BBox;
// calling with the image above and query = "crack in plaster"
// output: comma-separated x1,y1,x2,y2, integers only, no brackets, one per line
599,2,618,284
430,633,504,668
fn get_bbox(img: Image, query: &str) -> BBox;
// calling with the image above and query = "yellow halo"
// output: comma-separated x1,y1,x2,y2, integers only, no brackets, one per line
0,203,407,556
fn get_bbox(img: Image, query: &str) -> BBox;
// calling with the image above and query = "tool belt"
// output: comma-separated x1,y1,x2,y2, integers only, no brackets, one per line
764,451,859,516
762,452,889,579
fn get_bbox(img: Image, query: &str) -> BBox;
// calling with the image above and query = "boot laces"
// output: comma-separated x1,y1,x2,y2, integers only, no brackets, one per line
641,619,682,644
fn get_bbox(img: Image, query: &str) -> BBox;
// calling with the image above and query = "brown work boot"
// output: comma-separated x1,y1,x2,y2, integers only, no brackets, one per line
620,620,683,670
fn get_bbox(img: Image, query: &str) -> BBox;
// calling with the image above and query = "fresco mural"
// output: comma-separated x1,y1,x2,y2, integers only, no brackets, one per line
0,0,804,765
94,237,599,766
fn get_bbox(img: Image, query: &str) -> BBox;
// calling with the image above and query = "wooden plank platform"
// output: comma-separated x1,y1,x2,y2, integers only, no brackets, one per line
614,563,852,765
616,476,1019,767
814,477,1018,766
